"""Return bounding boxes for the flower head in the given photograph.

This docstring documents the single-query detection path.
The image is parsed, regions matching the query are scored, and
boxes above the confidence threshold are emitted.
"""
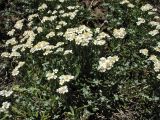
[113,28,126,39]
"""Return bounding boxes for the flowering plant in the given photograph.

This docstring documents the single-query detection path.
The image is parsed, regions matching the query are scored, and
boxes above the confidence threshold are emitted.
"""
[1,0,160,119]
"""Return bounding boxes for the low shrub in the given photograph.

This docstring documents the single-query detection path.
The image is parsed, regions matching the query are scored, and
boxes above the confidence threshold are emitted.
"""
[0,0,160,119]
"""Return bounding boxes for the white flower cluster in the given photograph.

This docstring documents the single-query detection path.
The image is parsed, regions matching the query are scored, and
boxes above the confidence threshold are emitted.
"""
[14,19,24,30]
[58,21,67,27]
[148,19,160,36]
[157,74,160,79]
[154,42,160,53]
[63,50,73,55]
[49,5,79,22]
[0,90,13,97]
[64,25,110,46]
[94,32,110,46]
[46,31,55,38]
[46,69,74,94]
[55,47,64,54]
[30,41,65,55]
[12,62,25,76]
[64,25,93,46]
[149,21,160,28]
[59,75,74,85]
[149,55,160,80]
[98,56,119,72]
[1,52,10,58]
[141,4,153,11]
[28,14,39,21]
[0,102,11,113]
[38,3,48,11]
[1,51,21,58]
[6,30,37,55]
[3,30,36,57]
[5,37,17,46]
[140,4,158,15]
[30,41,51,53]
[37,27,43,33]
[150,22,160,30]
[46,69,58,80]
[21,30,36,43]
[136,18,146,26]
[10,51,21,58]
[41,16,57,23]
[149,55,160,72]
[67,5,79,10]
[120,0,129,4]
[120,0,135,8]
[148,30,159,36]
[113,28,126,39]
[61,10,79,20]
[0,90,13,113]
[56,85,68,94]
[139,49,148,56]
[148,43,160,79]
[7,29,15,36]
[46,71,74,94]
[59,0,65,3]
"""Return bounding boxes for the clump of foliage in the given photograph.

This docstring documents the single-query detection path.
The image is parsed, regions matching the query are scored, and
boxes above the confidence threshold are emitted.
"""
[0,0,160,119]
